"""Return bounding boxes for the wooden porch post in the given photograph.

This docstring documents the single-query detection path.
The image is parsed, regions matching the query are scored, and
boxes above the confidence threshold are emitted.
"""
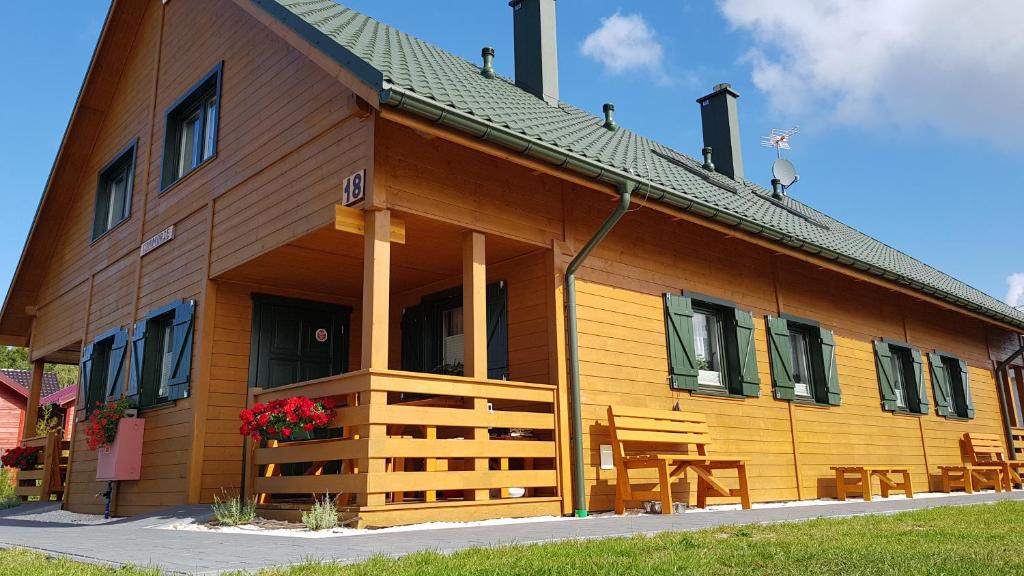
[358,209,391,507]
[463,230,489,500]
[361,209,391,370]
[22,360,44,440]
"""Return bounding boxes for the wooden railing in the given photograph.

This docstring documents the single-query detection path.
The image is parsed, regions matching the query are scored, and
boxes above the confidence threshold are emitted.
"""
[14,432,69,502]
[245,369,562,526]
[1011,427,1024,460]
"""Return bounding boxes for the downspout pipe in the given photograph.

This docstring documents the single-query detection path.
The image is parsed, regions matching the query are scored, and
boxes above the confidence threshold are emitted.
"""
[565,181,635,517]
[995,338,1024,456]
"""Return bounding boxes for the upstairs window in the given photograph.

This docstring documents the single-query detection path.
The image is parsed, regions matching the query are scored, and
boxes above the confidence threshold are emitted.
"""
[92,142,136,240]
[161,64,221,190]
[874,340,928,415]
[765,316,841,405]
[927,351,975,419]
[663,293,760,398]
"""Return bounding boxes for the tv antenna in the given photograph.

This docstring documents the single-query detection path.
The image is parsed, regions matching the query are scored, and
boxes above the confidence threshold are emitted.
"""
[761,126,800,197]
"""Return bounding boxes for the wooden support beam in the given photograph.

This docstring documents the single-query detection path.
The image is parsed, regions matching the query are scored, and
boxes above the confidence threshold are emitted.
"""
[335,205,406,244]
[361,210,392,371]
[22,360,44,440]
[463,230,487,379]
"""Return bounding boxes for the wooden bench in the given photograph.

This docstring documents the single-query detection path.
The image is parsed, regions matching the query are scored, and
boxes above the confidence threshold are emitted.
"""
[608,406,750,514]
[964,432,1024,491]
[939,464,1003,493]
[830,467,912,501]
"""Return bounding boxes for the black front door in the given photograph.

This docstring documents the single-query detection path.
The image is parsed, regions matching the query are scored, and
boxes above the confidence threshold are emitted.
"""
[249,295,351,389]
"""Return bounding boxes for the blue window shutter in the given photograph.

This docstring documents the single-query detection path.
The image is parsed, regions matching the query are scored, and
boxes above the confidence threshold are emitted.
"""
[766,316,794,400]
[663,293,698,391]
[874,341,898,412]
[128,319,148,400]
[732,308,760,397]
[167,300,195,400]
[106,328,129,399]
[77,343,95,413]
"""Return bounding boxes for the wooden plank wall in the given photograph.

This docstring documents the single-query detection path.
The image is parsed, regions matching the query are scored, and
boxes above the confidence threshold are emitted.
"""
[567,193,1011,510]
[29,0,372,514]
[0,388,25,454]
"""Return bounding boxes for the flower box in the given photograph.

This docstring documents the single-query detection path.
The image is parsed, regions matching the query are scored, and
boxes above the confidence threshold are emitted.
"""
[96,418,145,481]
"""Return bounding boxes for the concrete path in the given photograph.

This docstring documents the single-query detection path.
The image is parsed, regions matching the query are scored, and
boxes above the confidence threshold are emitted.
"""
[2,491,1023,575]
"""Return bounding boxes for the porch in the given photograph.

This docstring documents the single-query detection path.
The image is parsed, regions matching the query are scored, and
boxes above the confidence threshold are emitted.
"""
[214,205,570,526]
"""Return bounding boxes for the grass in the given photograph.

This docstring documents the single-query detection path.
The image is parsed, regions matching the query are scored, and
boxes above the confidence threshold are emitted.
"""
[2,502,1024,575]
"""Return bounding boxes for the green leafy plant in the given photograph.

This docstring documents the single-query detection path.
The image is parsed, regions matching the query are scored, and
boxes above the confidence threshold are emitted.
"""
[432,361,464,376]
[302,494,339,531]
[211,493,256,526]
[0,468,19,509]
[35,404,63,437]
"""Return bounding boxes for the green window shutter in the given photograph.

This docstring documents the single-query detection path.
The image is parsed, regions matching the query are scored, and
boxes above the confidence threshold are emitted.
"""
[485,281,509,380]
[958,359,975,419]
[663,293,698,391]
[166,300,196,400]
[128,319,147,401]
[106,328,129,399]
[77,343,95,413]
[911,348,928,415]
[818,328,841,406]
[874,341,898,411]
[731,308,760,397]
[926,352,952,417]
[766,316,794,400]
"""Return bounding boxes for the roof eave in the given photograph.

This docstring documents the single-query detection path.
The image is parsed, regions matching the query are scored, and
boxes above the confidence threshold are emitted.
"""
[382,85,1024,333]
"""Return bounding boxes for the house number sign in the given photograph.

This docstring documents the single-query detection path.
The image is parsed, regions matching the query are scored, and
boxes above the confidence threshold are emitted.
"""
[315,328,329,343]
[342,169,367,207]
[140,225,174,257]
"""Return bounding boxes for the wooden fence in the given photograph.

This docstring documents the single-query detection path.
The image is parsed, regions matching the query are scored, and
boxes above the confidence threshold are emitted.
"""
[14,432,69,502]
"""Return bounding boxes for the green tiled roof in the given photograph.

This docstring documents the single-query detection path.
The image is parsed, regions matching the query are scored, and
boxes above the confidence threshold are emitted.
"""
[266,0,1024,329]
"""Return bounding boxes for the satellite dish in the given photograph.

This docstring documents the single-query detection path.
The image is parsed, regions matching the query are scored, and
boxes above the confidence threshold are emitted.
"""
[772,158,799,188]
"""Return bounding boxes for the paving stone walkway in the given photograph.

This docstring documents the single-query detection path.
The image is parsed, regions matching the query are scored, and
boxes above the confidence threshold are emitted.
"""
[1,491,1022,575]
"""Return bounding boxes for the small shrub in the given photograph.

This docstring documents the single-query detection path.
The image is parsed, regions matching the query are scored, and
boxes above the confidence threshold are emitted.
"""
[35,404,64,437]
[302,494,339,531]
[211,493,256,526]
[0,468,19,509]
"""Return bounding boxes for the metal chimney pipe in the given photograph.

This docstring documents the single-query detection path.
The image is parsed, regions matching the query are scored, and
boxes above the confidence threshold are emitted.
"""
[602,103,617,131]
[481,47,496,79]
[702,146,715,172]
[696,83,743,180]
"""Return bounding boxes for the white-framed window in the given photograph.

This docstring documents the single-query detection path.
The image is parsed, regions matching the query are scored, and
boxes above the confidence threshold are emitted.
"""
[788,325,815,399]
[92,143,136,240]
[692,304,728,390]
[162,64,221,190]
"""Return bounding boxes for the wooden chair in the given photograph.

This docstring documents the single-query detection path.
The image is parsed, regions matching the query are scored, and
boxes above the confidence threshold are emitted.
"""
[938,464,1002,493]
[608,406,751,514]
[964,432,1024,491]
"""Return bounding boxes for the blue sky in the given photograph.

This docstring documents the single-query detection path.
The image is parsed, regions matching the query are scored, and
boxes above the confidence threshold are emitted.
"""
[1,1,1022,308]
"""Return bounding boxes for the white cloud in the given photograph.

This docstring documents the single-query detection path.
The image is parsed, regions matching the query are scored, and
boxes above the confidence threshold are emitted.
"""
[581,12,667,81]
[718,0,1024,147]
[1007,273,1024,308]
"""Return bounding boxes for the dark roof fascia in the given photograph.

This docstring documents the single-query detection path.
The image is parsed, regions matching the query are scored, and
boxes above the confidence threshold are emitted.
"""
[250,0,385,100]
[381,85,1024,332]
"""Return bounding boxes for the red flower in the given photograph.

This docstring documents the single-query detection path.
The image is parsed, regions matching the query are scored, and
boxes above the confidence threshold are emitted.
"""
[303,423,314,432]
[281,428,292,438]
[237,395,336,443]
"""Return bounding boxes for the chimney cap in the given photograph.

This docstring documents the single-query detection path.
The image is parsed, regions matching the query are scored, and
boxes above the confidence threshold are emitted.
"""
[696,83,741,104]
[482,46,495,57]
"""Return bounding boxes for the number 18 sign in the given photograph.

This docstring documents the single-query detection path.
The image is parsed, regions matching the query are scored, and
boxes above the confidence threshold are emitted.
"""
[342,169,367,207]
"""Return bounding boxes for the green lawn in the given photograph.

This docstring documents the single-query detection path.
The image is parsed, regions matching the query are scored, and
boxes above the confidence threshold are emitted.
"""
[3,502,1024,575]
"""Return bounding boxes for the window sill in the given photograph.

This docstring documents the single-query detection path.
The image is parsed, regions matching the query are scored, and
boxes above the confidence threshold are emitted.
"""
[89,215,132,246]
[891,409,926,418]
[138,399,177,413]
[159,154,217,196]
[943,415,972,421]
[690,389,747,400]
[792,398,831,409]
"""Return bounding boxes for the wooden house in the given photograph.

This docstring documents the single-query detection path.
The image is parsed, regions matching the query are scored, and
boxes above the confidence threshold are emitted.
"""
[1,0,1023,525]
[0,370,74,454]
